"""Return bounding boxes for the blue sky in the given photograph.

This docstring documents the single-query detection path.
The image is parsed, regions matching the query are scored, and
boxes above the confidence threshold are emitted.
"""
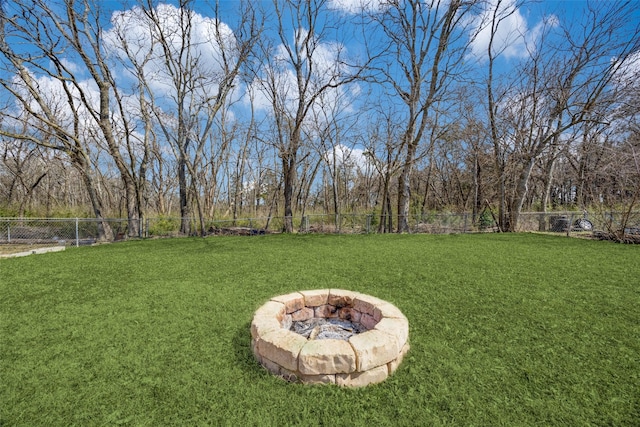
[0,0,637,199]
[4,0,638,108]
[2,0,638,160]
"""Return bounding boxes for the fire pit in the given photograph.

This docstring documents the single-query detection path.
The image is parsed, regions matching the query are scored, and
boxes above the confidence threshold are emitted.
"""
[251,289,409,387]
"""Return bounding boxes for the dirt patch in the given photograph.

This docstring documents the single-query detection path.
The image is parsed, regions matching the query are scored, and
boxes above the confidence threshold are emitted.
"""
[0,244,65,257]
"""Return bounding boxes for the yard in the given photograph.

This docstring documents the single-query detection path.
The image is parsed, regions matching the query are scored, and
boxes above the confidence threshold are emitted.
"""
[1,234,638,426]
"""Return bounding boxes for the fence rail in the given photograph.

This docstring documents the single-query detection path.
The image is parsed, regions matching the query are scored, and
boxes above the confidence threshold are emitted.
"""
[1,211,638,245]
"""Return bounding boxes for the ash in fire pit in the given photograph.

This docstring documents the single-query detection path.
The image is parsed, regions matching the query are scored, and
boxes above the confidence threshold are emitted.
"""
[291,318,368,340]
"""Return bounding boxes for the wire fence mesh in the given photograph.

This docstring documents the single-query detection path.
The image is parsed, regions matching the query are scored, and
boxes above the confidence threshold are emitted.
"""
[1,210,638,246]
[0,218,135,246]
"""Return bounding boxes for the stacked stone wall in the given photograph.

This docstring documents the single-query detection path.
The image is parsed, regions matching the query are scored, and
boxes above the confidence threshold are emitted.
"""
[251,289,410,387]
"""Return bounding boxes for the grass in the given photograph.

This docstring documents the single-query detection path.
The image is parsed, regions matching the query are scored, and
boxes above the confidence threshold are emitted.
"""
[1,233,638,426]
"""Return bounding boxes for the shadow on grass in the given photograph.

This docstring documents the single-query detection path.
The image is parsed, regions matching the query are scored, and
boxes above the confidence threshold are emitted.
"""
[231,321,266,380]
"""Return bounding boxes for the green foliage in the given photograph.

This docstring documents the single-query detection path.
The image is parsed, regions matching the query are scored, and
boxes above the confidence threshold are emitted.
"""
[0,205,20,217]
[1,234,638,426]
[148,217,181,235]
[478,209,494,229]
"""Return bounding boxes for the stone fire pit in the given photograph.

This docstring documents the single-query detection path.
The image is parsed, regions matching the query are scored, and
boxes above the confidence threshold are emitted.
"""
[251,289,409,387]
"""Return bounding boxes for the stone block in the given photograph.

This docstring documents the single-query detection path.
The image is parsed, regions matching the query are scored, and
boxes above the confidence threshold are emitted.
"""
[374,317,409,349]
[253,300,286,320]
[256,329,307,372]
[291,307,315,322]
[352,297,375,316]
[336,364,388,387]
[388,342,410,374]
[281,314,292,330]
[298,373,336,385]
[374,301,407,320]
[251,315,282,340]
[338,307,361,323]
[299,289,329,307]
[259,355,283,375]
[271,292,305,314]
[279,366,298,383]
[349,329,399,371]
[314,304,339,318]
[360,313,378,330]
[328,289,358,307]
[298,339,357,375]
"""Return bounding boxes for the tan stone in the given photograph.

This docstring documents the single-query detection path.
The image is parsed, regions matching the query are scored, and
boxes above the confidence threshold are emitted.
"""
[388,342,410,374]
[374,317,409,349]
[271,292,305,314]
[354,292,386,305]
[299,289,330,307]
[336,364,389,387]
[250,315,282,340]
[279,366,298,383]
[298,373,337,385]
[253,300,286,320]
[374,301,407,320]
[314,304,339,318]
[291,307,315,321]
[281,314,292,330]
[259,355,283,375]
[328,289,358,307]
[256,329,307,372]
[360,313,378,330]
[349,329,399,371]
[298,339,357,375]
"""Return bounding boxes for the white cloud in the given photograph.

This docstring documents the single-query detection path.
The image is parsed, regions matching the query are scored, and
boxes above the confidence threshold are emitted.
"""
[467,0,555,62]
[247,27,358,125]
[327,0,387,14]
[12,71,100,135]
[104,4,238,102]
[10,70,147,158]
[612,50,640,90]
[324,144,371,174]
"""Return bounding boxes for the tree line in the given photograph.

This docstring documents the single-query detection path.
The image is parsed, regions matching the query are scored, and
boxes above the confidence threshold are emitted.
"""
[1,0,638,236]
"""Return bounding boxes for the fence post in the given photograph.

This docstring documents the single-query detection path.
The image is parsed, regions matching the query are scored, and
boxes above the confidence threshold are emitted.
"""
[75,218,79,247]
[7,222,10,243]
[366,215,372,234]
[567,213,574,237]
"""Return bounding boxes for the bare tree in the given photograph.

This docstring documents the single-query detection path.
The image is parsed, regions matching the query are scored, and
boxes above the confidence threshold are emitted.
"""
[371,0,479,232]
[0,1,118,239]
[110,0,260,235]
[0,133,48,216]
[250,0,364,232]
[484,0,640,231]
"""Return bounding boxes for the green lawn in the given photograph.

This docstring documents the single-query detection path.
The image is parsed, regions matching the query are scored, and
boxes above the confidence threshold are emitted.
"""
[1,234,638,426]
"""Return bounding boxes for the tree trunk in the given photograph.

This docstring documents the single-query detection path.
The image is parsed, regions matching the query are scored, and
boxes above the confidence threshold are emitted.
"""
[282,155,296,233]
[510,157,537,231]
[75,153,114,241]
[178,152,190,235]
[97,85,140,237]
[397,142,417,233]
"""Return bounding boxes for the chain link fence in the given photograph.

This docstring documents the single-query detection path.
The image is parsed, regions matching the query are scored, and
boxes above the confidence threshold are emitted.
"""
[0,218,136,247]
[1,211,638,246]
